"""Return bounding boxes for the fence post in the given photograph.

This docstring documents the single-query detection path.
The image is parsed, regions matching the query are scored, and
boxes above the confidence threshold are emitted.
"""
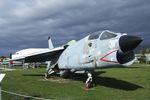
[0,74,6,100]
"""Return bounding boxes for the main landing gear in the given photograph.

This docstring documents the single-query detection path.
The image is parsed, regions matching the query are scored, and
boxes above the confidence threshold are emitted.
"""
[45,68,55,79]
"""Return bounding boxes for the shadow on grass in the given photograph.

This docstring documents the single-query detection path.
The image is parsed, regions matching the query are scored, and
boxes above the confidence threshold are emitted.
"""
[72,71,143,91]
[22,71,143,91]
[93,76,143,91]
[23,73,60,77]
[23,74,45,77]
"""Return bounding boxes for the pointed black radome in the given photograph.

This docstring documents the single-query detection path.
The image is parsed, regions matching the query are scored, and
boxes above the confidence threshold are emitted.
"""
[119,35,143,52]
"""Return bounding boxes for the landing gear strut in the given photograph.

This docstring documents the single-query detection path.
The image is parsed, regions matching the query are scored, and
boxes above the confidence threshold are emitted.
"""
[45,68,55,79]
[85,72,92,89]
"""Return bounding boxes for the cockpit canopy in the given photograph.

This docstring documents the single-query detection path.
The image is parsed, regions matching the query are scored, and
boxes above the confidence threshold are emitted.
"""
[88,30,117,40]
[88,31,102,40]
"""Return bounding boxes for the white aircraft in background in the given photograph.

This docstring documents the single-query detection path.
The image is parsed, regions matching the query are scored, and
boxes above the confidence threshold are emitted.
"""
[10,30,142,85]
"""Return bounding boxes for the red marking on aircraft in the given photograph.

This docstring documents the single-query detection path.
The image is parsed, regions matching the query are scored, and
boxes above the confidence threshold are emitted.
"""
[100,50,118,63]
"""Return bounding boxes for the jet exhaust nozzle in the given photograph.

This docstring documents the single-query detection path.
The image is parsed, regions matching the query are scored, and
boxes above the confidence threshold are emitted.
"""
[119,35,142,52]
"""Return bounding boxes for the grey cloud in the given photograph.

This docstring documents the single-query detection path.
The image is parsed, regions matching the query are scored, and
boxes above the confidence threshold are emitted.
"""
[0,0,150,55]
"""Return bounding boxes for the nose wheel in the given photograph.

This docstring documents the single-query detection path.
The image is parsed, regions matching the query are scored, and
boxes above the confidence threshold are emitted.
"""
[85,72,92,89]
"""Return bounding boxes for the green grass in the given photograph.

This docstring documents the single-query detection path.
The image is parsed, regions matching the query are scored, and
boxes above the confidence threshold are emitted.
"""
[1,64,150,100]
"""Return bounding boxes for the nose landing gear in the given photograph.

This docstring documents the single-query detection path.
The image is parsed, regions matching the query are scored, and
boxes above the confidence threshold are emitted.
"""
[85,72,92,89]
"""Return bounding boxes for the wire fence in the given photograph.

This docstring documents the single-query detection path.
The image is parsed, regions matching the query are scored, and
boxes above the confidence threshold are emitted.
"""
[2,90,51,100]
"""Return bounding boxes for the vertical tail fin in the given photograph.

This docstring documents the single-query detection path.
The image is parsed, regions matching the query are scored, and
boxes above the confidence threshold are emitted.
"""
[9,53,12,59]
[48,36,54,49]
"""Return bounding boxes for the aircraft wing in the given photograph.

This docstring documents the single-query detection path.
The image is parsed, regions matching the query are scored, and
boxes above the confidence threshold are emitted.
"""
[10,47,65,63]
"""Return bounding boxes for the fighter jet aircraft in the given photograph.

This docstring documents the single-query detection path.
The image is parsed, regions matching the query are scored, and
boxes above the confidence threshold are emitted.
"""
[10,30,142,84]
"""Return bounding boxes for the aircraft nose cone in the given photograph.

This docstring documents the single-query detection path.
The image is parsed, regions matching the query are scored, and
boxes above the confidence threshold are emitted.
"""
[119,35,142,52]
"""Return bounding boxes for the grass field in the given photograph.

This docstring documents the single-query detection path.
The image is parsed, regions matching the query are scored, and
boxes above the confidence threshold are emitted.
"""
[1,64,150,100]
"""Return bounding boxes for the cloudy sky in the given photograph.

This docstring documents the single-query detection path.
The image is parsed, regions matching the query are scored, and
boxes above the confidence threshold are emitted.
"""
[0,0,150,55]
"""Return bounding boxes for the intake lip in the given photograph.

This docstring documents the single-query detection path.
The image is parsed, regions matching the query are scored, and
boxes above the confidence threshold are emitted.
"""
[119,35,142,52]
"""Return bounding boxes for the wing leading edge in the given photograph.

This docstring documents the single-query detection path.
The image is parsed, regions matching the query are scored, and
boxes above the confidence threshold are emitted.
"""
[10,47,65,63]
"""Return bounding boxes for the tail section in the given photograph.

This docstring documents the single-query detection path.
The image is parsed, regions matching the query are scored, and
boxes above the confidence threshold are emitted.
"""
[46,36,54,78]
[48,36,54,49]
[9,53,12,59]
